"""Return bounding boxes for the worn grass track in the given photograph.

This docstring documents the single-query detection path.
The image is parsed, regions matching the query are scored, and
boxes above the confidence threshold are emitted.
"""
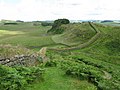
[26,67,97,90]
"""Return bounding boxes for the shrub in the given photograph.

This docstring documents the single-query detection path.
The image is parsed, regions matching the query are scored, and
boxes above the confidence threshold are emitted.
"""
[41,22,53,26]
[106,39,120,52]
[54,19,70,25]
[47,18,70,34]
[45,60,57,67]
[0,65,44,90]
[4,23,18,25]
[59,59,120,90]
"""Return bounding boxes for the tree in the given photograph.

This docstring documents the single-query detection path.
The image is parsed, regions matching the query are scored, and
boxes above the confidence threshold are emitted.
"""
[47,18,70,34]
[41,22,53,26]
[54,19,70,25]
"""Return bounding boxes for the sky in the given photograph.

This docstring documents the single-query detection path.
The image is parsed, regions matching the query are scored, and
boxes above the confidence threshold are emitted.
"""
[0,0,120,21]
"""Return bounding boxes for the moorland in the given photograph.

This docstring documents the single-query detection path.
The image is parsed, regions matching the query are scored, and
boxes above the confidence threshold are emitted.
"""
[0,19,120,90]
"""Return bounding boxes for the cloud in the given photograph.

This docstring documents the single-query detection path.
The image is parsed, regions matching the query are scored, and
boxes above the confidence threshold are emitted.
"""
[0,0,120,21]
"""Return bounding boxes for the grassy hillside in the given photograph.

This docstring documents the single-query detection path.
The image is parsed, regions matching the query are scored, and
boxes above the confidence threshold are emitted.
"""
[46,22,120,90]
[0,21,120,90]
[68,23,120,89]
[0,22,55,49]
[100,22,120,26]
[0,44,33,58]
[81,23,120,64]
[0,22,98,49]
[27,67,97,90]
[52,23,96,46]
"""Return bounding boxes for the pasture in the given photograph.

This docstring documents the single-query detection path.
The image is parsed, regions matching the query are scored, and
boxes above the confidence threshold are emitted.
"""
[0,22,56,49]
[0,21,120,90]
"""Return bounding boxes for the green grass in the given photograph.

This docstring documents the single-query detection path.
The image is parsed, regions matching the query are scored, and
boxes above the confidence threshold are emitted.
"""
[27,67,97,90]
[0,30,24,36]
[52,23,96,46]
[100,22,120,26]
[0,44,33,58]
[0,65,44,90]
[0,21,120,90]
[80,23,120,63]
[67,23,120,89]
[46,49,120,90]
[46,22,120,89]
[0,22,56,49]
[0,35,55,47]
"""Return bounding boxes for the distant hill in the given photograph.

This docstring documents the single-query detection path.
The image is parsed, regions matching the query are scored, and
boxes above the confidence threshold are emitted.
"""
[101,20,114,23]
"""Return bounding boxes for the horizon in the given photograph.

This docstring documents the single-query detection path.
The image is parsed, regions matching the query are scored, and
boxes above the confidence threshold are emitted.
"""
[0,0,120,21]
[0,19,120,22]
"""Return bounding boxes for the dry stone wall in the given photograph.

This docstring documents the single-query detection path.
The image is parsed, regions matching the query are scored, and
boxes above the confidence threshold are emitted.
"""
[0,54,38,66]
[0,47,48,66]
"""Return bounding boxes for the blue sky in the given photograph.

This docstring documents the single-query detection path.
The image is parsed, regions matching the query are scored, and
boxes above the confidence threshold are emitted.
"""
[0,0,120,21]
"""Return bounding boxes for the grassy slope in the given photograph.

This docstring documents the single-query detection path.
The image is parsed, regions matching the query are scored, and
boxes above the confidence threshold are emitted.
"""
[0,22,97,90]
[52,23,96,46]
[0,22,55,49]
[46,22,120,89]
[0,45,97,90]
[27,67,97,90]
[0,22,120,89]
[80,23,120,64]
[0,44,33,58]
[100,22,120,26]
[69,23,120,89]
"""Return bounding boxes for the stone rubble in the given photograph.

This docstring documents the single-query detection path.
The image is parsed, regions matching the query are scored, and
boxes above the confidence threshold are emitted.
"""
[0,54,39,66]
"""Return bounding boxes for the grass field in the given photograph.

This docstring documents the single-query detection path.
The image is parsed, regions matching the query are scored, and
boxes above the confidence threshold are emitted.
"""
[45,22,120,89]
[27,67,97,90]
[100,22,120,26]
[52,23,96,46]
[0,22,56,49]
[0,21,120,90]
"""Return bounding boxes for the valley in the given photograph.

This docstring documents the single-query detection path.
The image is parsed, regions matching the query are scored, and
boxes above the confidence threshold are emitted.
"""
[0,20,120,90]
